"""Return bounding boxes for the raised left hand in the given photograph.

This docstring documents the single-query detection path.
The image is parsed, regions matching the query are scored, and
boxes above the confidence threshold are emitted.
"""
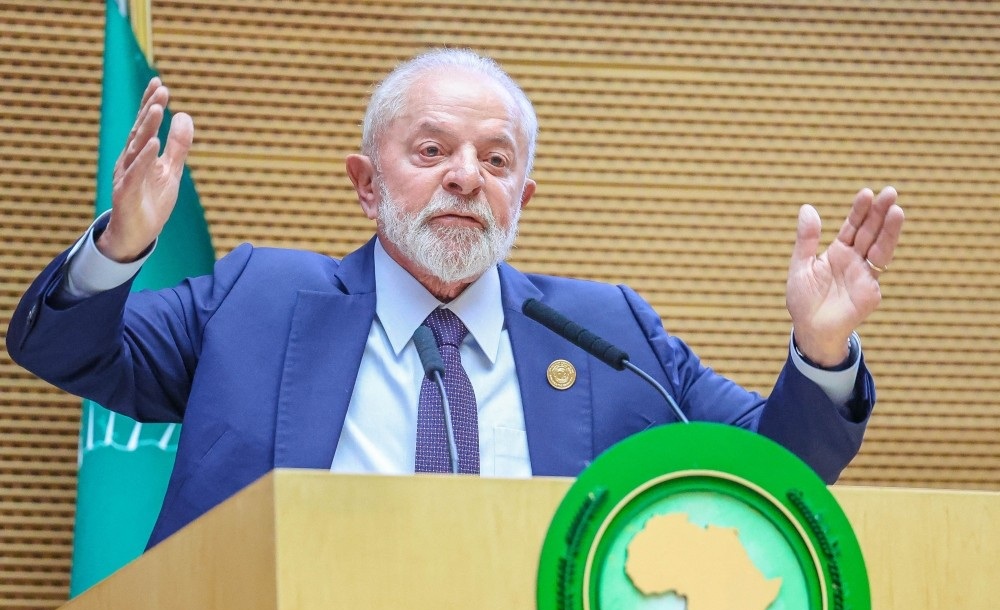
[786,186,905,366]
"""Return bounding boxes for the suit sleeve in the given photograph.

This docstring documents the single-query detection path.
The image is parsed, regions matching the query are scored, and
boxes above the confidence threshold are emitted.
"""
[618,284,874,483]
[6,243,255,423]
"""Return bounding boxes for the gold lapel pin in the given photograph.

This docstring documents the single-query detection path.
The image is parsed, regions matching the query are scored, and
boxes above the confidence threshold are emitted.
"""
[546,359,576,390]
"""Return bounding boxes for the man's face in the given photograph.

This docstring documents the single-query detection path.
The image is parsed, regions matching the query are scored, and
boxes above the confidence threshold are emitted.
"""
[368,70,536,285]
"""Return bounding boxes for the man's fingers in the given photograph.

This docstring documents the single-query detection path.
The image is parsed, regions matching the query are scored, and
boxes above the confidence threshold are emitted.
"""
[835,188,873,246]
[791,203,822,269]
[123,80,167,156]
[863,203,905,270]
[138,77,162,111]
[121,104,164,172]
[113,138,160,207]
[129,79,164,140]
[162,112,194,176]
[852,186,897,256]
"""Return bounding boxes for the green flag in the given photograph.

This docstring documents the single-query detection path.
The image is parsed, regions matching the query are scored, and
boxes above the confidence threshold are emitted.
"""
[69,0,215,596]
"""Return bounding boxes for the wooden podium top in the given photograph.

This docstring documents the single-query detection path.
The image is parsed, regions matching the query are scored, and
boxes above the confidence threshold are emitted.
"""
[61,470,1000,609]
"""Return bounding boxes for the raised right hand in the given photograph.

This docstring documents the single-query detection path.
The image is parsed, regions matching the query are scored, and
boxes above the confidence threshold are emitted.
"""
[97,77,194,262]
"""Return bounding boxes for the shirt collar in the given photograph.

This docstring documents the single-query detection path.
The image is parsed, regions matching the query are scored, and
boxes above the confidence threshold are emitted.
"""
[373,238,504,364]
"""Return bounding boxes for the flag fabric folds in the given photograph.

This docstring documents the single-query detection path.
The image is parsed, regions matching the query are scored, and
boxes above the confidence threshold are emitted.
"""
[69,0,215,596]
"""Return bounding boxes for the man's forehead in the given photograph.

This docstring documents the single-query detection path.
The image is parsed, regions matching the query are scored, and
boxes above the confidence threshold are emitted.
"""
[407,69,513,107]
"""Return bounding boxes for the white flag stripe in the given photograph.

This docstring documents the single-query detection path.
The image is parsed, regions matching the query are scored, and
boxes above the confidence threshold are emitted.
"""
[103,411,116,445]
[85,405,94,451]
[158,424,176,450]
[126,422,141,450]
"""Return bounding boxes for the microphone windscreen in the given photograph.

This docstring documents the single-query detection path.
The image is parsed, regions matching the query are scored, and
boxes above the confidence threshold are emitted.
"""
[413,326,445,376]
[522,298,629,370]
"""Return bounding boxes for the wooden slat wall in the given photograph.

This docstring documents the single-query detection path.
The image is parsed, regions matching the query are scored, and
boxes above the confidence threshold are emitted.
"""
[2,2,106,608]
[1,1,997,607]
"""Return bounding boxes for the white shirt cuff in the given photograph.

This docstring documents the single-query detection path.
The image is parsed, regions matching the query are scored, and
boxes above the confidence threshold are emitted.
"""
[62,210,156,299]
[788,330,861,407]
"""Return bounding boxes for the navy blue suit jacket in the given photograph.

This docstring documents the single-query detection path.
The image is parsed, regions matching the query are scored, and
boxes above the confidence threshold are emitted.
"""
[7,237,873,547]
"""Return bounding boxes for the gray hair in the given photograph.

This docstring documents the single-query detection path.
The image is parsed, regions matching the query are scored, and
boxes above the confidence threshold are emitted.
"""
[361,48,538,175]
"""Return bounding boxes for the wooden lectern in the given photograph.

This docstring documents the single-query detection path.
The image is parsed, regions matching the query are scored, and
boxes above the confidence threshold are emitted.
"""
[59,470,999,609]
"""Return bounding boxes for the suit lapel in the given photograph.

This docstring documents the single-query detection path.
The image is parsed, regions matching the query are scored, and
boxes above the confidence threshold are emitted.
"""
[273,240,377,468]
[500,265,594,476]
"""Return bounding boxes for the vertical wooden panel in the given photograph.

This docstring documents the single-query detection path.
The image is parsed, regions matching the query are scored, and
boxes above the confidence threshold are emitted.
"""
[1,1,997,607]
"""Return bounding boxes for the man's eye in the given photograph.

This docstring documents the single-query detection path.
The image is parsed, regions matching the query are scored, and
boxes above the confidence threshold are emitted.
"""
[488,155,507,167]
[421,145,441,157]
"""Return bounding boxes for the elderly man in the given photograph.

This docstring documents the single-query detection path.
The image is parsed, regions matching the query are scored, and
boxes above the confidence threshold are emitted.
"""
[7,49,903,548]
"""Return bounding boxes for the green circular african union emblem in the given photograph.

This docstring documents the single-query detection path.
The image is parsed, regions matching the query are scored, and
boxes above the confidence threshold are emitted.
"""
[537,423,869,610]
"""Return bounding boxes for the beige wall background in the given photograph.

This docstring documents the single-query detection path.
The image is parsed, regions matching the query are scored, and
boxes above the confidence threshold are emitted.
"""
[1,1,997,607]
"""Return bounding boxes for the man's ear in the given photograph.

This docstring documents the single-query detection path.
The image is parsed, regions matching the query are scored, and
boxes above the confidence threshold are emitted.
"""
[520,179,536,209]
[346,154,378,219]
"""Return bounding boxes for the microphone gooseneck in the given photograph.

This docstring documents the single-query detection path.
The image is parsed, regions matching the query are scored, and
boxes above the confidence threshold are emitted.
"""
[413,325,460,473]
[521,298,689,424]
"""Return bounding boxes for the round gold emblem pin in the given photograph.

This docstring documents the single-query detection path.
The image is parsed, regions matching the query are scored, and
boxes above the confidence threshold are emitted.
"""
[546,359,576,390]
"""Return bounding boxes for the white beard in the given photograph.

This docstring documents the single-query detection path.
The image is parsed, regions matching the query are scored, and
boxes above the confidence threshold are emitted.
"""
[377,182,520,283]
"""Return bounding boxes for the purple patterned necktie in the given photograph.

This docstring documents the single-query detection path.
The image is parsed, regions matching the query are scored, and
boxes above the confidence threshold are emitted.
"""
[415,308,480,474]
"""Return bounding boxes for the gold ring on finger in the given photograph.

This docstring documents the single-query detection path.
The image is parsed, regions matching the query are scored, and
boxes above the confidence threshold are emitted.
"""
[866,258,888,274]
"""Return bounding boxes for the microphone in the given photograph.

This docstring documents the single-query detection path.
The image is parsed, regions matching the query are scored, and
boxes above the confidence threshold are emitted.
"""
[412,325,460,473]
[522,298,689,424]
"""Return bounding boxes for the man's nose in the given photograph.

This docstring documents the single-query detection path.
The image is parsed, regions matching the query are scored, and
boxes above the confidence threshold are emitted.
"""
[443,148,484,196]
